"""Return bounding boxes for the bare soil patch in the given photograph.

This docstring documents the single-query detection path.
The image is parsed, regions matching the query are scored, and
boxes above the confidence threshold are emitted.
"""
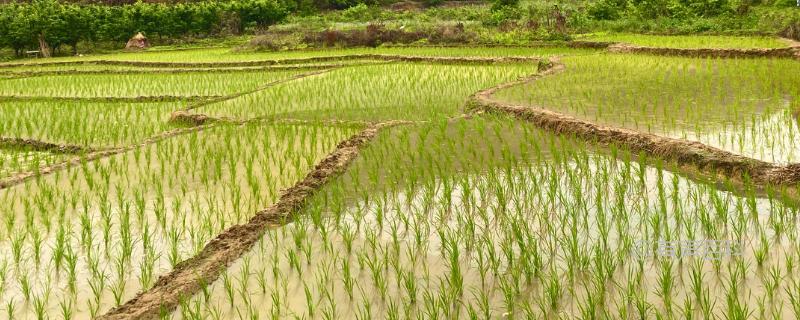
[169,111,376,128]
[0,137,94,154]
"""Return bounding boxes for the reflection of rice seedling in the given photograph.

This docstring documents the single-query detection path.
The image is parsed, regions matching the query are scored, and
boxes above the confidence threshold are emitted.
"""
[495,54,800,163]
[2,44,798,320]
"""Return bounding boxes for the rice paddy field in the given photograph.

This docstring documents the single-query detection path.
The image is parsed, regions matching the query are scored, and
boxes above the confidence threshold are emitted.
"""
[575,33,795,49]
[0,38,799,320]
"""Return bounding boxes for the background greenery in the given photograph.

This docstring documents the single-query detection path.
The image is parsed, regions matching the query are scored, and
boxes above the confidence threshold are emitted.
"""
[0,0,288,56]
[0,0,798,58]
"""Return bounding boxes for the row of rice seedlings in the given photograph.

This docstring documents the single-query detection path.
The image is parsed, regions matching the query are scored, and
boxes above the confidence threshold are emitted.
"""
[195,63,538,122]
[0,60,385,74]
[0,101,179,148]
[0,149,63,179]
[0,70,309,98]
[576,33,791,49]
[0,123,358,319]
[0,46,594,66]
[495,54,800,163]
[172,116,800,319]
[0,64,152,73]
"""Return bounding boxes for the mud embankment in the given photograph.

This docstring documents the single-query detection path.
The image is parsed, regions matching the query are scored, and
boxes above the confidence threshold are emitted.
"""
[0,125,213,190]
[168,111,374,128]
[0,137,94,154]
[470,57,800,188]
[180,68,336,112]
[98,121,410,320]
[607,43,800,59]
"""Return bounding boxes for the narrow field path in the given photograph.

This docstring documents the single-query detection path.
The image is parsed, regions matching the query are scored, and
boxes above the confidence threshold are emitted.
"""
[169,111,374,127]
[606,42,800,58]
[97,120,413,320]
[0,137,95,154]
[0,116,385,191]
[180,68,339,112]
[0,124,214,190]
[571,37,800,58]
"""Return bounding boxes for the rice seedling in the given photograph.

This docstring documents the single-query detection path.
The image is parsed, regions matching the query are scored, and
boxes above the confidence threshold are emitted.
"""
[576,33,790,49]
[0,70,309,98]
[0,101,181,148]
[163,115,798,318]
[4,44,797,320]
[0,46,594,66]
[0,121,357,318]
[194,63,538,122]
[495,54,800,163]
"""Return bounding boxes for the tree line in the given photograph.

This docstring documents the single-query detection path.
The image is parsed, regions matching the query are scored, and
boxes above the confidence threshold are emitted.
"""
[0,0,289,56]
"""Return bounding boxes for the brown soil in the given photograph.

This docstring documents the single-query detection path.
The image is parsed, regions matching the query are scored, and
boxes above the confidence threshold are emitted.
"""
[0,137,94,154]
[567,40,616,49]
[782,37,800,48]
[0,60,97,69]
[376,54,538,64]
[469,57,800,188]
[97,120,412,320]
[607,43,798,58]
[169,111,376,128]
[168,111,220,126]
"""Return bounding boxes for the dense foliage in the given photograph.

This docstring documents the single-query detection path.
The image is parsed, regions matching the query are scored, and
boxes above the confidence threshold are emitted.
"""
[588,0,797,20]
[1,0,798,56]
[0,0,288,55]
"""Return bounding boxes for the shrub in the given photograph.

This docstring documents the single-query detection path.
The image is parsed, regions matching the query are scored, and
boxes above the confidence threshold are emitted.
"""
[781,19,800,39]
[483,5,522,26]
[588,0,627,20]
[491,0,519,12]
[296,22,476,48]
[341,3,370,20]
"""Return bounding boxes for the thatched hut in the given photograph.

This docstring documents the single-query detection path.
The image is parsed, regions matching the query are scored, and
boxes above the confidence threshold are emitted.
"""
[125,32,150,50]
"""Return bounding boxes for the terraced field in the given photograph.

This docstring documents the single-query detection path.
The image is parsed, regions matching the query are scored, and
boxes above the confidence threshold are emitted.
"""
[1,39,800,319]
